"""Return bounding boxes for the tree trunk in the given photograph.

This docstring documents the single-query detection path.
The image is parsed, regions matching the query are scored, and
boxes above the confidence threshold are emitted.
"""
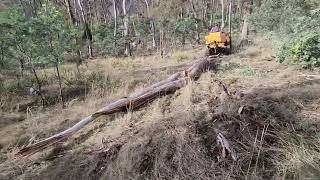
[240,13,248,41]
[160,28,164,57]
[190,0,200,45]
[77,0,86,23]
[202,0,209,30]
[228,1,232,34]
[65,0,82,67]
[55,62,65,108]
[112,0,117,54]
[84,21,93,58]
[93,0,99,24]
[202,0,208,24]
[82,23,93,58]
[228,1,232,51]
[64,0,76,25]
[144,0,156,49]
[132,19,138,37]
[17,55,220,156]
[101,0,108,23]
[190,0,196,17]
[195,25,200,45]
[179,7,186,49]
[240,0,253,45]
[0,48,3,71]
[77,0,93,58]
[73,0,79,26]
[238,0,243,31]
[18,0,27,16]
[220,0,225,29]
[87,36,93,58]
[225,0,229,23]
[182,31,186,49]
[31,0,37,17]
[209,0,215,27]
[19,58,24,79]
[215,0,219,11]
[76,62,81,76]
[249,0,254,13]
[88,1,93,28]
[180,7,184,18]
[123,0,131,56]
[151,21,156,49]
[31,66,45,106]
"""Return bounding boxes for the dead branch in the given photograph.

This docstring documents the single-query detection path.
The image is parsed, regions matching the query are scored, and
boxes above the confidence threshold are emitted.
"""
[301,74,320,81]
[217,133,237,161]
[17,56,219,156]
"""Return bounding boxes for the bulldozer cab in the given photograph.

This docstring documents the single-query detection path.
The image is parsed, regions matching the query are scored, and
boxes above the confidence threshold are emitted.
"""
[205,31,231,55]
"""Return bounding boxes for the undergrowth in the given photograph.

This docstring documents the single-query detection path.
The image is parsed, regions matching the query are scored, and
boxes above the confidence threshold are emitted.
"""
[23,75,320,180]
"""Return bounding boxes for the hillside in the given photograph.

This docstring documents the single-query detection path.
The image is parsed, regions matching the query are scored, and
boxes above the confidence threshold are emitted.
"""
[1,0,320,179]
[1,39,320,179]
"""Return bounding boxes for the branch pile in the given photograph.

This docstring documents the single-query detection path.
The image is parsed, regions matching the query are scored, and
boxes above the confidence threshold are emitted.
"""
[17,56,219,156]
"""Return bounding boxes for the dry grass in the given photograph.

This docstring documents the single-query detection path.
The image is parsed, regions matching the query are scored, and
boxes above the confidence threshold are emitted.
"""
[1,44,320,180]
[281,139,320,179]
[0,49,200,177]
[16,69,319,179]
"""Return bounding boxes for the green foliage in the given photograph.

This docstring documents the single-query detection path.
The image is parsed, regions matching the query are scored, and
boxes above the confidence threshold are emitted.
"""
[276,41,291,64]
[93,23,125,56]
[132,17,150,37]
[240,65,269,78]
[240,65,256,76]
[0,6,26,70]
[205,11,225,30]
[167,15,199,45]
[0,2,83,99]
[0,7,43,68]
[251,0,309,33]
[277,32,320,68]
[0,72,52,95]
[293,8,320,33]
[0,3,80,69]
[36,3,79,66]
[1,3,79,67]
[291,32,320,65]
[174,16,197,34]
[252,0,320,69]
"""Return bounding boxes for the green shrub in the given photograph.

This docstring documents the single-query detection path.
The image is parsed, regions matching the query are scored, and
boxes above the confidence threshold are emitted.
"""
[93,24,126,56]
[240,65,256,76]
[276,39,292,64]
[240,65,269,78]
[251,0,308,33]
[276,31,320,68]
[291,32,320,68]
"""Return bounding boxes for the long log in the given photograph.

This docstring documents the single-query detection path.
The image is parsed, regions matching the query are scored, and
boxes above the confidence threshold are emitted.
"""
[17,56,218,156]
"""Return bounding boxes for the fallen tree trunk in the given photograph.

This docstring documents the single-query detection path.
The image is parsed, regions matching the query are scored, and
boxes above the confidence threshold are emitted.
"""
[17,56,219,156]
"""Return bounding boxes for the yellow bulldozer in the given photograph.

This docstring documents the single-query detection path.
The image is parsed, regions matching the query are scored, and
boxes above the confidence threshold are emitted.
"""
[205,31,231,55]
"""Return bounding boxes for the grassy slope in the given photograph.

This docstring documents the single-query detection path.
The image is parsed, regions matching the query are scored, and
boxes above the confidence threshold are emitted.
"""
[0,41,320,179]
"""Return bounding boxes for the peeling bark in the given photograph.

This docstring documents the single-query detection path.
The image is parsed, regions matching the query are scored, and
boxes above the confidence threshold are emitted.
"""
[17,56,219,156]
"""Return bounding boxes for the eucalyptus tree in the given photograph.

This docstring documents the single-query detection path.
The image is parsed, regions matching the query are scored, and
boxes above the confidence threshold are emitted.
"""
[36,3,78,108]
